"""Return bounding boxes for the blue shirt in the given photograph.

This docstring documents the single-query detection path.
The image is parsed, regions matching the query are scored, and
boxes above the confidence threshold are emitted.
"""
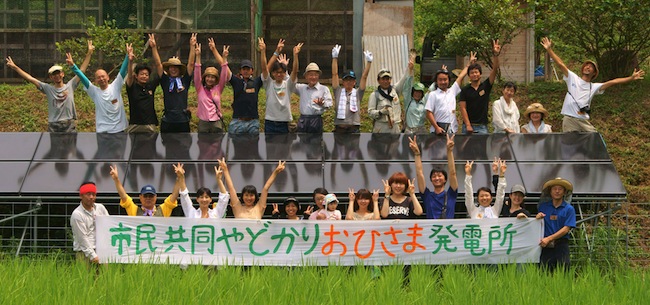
[422,186,457,219]
[538,200,576,239]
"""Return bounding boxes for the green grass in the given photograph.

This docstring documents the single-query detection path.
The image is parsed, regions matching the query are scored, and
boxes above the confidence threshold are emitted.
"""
[1,256,649,304]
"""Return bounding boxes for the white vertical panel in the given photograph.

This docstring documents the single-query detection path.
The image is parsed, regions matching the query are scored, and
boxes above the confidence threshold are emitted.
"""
[362,34,409,88]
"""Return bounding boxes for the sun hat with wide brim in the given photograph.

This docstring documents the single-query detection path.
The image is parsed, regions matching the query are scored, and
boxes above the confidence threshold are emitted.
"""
[542,177,573,193]
[582,60,599,80]
[524,103,550,119]
[162,57,187,75]
[304,62,322,75]
[202,67,219,80]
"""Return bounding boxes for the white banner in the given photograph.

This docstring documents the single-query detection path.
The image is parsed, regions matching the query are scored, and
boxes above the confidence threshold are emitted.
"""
[96,216,543,266]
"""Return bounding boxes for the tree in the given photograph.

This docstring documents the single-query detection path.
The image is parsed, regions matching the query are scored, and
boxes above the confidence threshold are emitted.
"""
[536,0,650,80]
[415,0,533,69]
[55,17,143,74]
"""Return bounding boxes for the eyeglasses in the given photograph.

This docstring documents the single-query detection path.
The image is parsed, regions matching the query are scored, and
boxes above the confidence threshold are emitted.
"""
[142,194,155,199]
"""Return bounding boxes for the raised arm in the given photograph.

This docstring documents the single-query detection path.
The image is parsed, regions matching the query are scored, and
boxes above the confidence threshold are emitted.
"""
[446,134,458,191]
[118,44,132,79]
[67,52,90,89]
[409,178,423,215]
[464,161,476,214]
[109,165,129,203]
[380,179,391,218]
[5,56,40,87]
[394,56,415,93]
[600,68,645,91]
[371,189,380,220]
[409,135,426,194]
[359,50,373,91]
[208,37,226,65]
[345,188,355,220]
[259,38,269,79]
[493,159,507,214]
[540,37,569,77]
[148,33,163,78]
[258,161,286,212]
[218,158,242,212]
[186,33,197,75]
[213,165,230,218]
[488,39,500,84]
[125,42,136,86]
[175,163,194,218]
[455,52,476,87]
[73,40,95,85]
[290,43,303,82]
[168,163,184,205]
[331,44,341,89]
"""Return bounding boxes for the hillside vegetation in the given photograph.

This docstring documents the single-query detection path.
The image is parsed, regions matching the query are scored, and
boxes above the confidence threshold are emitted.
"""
[0,76,648,202]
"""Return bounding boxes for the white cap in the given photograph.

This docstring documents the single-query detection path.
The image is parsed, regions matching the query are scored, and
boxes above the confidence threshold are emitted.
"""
[48,65,63,75]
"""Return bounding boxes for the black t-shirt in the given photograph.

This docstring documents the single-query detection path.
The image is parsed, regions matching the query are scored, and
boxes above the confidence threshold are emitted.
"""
[229,74,262,119]
[159,73,192,123]
[459,78,493,125]
[384,197,415,219]
[126,78,159,125]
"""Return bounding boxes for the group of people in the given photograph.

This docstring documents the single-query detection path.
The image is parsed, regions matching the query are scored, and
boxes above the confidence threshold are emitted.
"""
[6,34,645,135]
[72,134,575,272]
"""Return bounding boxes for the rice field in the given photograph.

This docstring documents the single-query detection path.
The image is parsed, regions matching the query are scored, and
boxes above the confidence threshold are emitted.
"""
[0,255,648,305]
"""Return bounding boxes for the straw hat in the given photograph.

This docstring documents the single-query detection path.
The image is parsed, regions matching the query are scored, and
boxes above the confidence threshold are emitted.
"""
[524,103,549,119]
[162,57,187,75]
[202,67,219,80]
[582,60,599,80]
[542,177,573,193]
[304,62,322,75]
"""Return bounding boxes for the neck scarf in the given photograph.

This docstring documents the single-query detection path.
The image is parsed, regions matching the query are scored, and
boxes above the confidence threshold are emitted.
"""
[377,86,394,101]
[143,208,154,216]
[168,77,184,92]
[337,88,358,119]
[477,205,498,219]
[526,120,547,133]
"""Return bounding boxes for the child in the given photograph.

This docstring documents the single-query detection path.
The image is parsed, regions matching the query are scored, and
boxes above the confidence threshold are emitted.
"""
[315,194,342,220]
[346,188,380,220]
[464,159,507,219]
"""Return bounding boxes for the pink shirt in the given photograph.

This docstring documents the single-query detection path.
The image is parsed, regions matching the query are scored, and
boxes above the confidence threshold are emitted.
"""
[194,63,229,122]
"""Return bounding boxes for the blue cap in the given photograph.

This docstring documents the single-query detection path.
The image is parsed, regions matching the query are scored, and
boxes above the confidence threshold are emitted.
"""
[342,71,356,79]
[140,184,156,195]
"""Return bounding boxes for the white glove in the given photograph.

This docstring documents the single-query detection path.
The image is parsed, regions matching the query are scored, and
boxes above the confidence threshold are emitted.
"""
[332,44,341,59]
[364,50,373,62]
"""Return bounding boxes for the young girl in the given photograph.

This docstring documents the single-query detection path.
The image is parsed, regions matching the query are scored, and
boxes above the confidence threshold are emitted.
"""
[346,188,380,220]
[176,163,230,218]
[521,103,552,133]
[305,188,327,220]
[219,158,285,219]
[380,172,423,219]
[464,159,507,219]
[314,194,342,220]
[272,197,303,220]
[191,38,231,133]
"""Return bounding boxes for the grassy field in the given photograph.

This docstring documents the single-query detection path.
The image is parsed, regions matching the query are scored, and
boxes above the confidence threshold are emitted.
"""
[0,256,648,305]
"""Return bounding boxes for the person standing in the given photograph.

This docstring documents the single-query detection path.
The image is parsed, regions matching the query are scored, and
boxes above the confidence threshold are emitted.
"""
[191,37,231,133]
[125,34,159,133]
[536,177,576,272]
[410,134,458,219]
[109,165,180,217]
[67,44,131,133]
[291,49,333,133]
[151,33,196,133]
[71,181,109,264]
[260,38,295,134]
[368,58,413,134]
[521,103,553,133]
[540,37,645,132]
[6,40,94,132]
[228,56,263,134]
[331,45,372,133]
[492,81,521,133]
[459,40,501,134]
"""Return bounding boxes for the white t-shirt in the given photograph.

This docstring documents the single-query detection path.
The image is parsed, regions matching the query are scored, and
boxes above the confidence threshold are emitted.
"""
[561,70,604,119]
[262,74,293,122]
[84,73,128,133]
[424,82,461,133]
